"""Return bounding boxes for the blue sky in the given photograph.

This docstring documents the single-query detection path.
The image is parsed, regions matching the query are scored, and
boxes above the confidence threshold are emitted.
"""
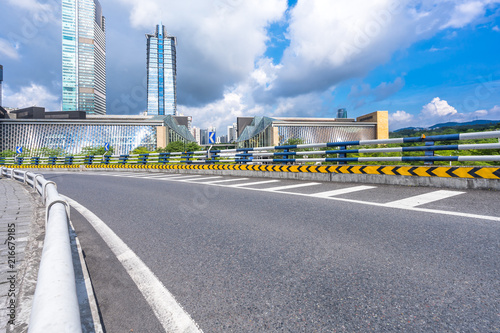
[0,0,499,131]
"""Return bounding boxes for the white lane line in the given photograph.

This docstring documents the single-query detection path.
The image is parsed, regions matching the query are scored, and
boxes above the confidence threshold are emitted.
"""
[182,176,223,182]
[203,178,249,184]
[205,182,500,222]
[310,185,376,197]
[227,180,280,187]
[136,174,184,179]
[263,182,321,192]
[385,190,465,208]
[119,173,154,177]
[63,196,203,333]
[159,175,203,180]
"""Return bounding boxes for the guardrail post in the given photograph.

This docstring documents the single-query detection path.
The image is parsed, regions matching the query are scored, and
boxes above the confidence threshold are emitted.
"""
[184,151,192,164]
[65,156,74,165]
[119,155,129,164]
[84,155,94,165]
[159,153,169,164]
[31,157,40,165]
[424,141,435,165]
[139,154,148,165]
[16,157,24,165]
[48,156,57,165]
[338,146,347,165]
[103,155,111,164]
[282,148,289,165]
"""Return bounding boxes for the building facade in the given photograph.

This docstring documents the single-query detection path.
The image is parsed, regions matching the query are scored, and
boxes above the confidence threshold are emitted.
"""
[227,123,237,143]
[0,64,3,106]
[62,0,106,115]
[0,109,195,155]
[236,112,389,148]
[146,24,177,116]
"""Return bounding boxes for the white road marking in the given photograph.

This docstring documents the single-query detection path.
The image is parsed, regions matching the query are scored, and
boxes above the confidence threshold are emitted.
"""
[205,182,500,222]
[385,190,465,208]
[310,185,376,197]
[227,180,280,187]
[49,171,500,222]
[139,174,180,178]
[119,173,154,177]
[63,196,203,333]
[182,176,223,182]
[159,175,203,180]
[203,178,249,184]
[263,182,321,192]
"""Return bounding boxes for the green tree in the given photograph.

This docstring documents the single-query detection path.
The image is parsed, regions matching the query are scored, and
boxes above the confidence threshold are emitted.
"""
[80,146,114,156]
[0,150,16,158]
[165,141,185,152]
[185,142,201,152]
[283,138,304,146]
[30,147,65,157]
[131,146,152,155]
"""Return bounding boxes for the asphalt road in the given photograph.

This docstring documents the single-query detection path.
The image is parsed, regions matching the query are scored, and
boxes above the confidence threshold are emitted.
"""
[43,171,500,332]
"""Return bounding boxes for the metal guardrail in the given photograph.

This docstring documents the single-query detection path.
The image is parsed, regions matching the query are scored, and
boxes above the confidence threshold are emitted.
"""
[1,130,500,166]
[0,167,82,332]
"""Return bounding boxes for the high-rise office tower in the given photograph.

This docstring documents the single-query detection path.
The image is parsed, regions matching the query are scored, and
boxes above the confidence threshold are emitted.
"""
[62,0,106,114]
[337,108,347,118]
[146,24,177,115]
[0,65,3,106]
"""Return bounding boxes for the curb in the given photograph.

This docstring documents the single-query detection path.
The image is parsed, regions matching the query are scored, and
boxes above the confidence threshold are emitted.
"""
[69,220,104,333]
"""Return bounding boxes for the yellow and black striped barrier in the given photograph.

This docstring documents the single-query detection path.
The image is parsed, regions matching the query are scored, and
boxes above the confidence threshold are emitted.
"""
[12,164,500,180]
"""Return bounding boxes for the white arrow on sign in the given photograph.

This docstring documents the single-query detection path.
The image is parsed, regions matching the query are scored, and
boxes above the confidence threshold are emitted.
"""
[104,142,110,151]
[16,147,22,154]
[208,132,216,144]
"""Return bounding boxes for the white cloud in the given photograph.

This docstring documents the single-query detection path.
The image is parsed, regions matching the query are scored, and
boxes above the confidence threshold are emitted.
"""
[178,89,248,131]
[441,1,486,29]
[493,25,500,31]
[260,0,500,100]
[349,77,405,104]
[390,110,414,122]
[487,105,500,116]
[440,0,500,29]
[6,0,59,22]
[389,99,500,131]
[389,110,414,130]
[429,46,449,52]
[0,38,19,59]
[178,60,329,129]
[3,83,60,110]
[421,97,458,117]
[114,0,287,105]
[474,109,488,117]
[105,0,500,131]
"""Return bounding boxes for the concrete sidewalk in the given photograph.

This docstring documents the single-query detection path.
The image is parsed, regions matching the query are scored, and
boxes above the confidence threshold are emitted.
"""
[0,177,45,332]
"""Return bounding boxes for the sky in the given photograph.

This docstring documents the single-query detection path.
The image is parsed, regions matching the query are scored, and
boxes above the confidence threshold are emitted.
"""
[0,0,499,132]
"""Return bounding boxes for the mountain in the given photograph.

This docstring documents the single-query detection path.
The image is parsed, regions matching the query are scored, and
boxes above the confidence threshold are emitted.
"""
[393,126,426,133]
[430,120,500,129]
[392,119,500,133]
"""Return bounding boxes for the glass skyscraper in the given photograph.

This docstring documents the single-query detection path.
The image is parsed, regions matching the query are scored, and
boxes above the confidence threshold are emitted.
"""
[62,0,106,115]
[0,64,3,106]
[146,24,177,116]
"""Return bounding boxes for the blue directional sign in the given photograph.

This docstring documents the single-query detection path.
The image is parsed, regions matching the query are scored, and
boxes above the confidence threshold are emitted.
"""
[16,146,22,154]
[208,132,216,144]
[104,142,110,151]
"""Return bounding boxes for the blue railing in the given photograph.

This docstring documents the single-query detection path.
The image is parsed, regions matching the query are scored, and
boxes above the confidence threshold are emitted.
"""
[1,130,499,166]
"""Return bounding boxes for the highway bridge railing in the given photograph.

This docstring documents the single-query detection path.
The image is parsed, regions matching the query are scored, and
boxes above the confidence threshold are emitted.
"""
[1,130,499,166]
[0,167,82,332]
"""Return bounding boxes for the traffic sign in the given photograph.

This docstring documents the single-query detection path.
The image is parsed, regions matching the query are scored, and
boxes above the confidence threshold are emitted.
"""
[208,132,216,144]
[16,146,22,154]
[104,142,110,151]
